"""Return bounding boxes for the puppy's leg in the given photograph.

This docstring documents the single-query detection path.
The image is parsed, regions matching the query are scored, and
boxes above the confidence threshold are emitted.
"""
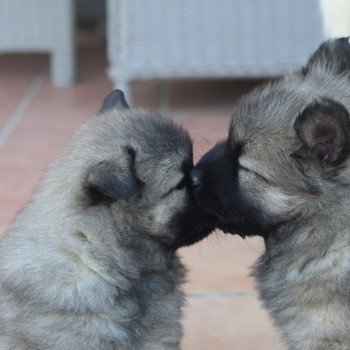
[0,335,35,350]
[290,334,350,350]
[144,340,180,350]
[144,317,182,350]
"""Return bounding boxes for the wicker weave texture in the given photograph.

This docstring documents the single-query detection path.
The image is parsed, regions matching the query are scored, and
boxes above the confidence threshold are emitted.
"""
[0,0,76,86]
[108,0,324,82]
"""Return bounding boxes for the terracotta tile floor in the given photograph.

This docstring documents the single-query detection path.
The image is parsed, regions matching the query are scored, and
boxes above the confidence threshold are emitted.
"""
[0,45,286,349]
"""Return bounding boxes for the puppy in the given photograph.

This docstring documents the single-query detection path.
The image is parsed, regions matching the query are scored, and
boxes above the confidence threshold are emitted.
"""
[0,90,215,350]
[191,38,350,349]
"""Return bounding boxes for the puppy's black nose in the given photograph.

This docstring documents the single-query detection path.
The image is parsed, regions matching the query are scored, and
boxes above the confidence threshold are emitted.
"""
[190,170,201,188]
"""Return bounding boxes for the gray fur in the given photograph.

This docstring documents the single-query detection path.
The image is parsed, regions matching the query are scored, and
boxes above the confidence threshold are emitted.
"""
[193,38,350,349]
[240,39,350,349]
[0,99,198,349]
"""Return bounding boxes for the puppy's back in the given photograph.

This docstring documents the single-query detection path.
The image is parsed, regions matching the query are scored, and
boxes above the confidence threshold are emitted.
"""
[0,102,188,349]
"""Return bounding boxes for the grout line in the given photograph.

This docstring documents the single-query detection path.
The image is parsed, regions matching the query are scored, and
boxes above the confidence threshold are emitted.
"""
[187,290,256,298]
[0,74,46,147]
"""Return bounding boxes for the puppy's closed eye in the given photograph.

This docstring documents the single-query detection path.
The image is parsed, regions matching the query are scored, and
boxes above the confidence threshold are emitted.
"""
[163,176,187,197]
[174,177,186,190]
[238,164,270,184]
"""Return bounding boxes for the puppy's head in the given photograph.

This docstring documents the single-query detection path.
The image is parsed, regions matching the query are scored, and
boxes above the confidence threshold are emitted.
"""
[74,90,216,249]
[191,38,350,237]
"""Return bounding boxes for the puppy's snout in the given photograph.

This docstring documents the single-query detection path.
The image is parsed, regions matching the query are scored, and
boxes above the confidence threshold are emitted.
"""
[190,170,201,188]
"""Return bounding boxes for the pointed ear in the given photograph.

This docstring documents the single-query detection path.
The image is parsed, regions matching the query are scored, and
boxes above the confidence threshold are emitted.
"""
[302,37,350,76]
[294,98,350,166]
[84,148,136,204]
[99,89,129,113]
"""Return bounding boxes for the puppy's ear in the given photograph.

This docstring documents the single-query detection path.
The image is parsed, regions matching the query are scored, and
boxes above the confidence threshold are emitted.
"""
[84,148,136,204]
[293,98,350,166]
[302,38,350,76]
[99,89,129,113]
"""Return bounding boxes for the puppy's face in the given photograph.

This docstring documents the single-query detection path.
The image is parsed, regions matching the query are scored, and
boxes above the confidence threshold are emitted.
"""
[191,38,350,237]
[80,91,216,249]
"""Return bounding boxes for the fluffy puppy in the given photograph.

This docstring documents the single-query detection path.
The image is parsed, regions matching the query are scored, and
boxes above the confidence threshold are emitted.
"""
[0,90,215,350]
[191,38,350,349]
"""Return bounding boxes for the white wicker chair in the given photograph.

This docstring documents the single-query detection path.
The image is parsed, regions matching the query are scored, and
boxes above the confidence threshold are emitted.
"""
[107,0,324,103]
[0,0,76,87]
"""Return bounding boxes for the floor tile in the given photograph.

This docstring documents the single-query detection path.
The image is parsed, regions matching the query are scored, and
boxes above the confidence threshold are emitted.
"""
[180,235,265,293]
[182,294,286,350]
[0,54,47,129]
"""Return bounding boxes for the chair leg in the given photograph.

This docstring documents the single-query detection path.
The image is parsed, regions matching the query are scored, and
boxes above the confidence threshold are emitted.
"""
[50,0,76,87]
[51,47,76,87]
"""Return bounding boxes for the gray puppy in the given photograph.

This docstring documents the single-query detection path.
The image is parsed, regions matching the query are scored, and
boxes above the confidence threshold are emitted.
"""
[191,38,350,349]
[0,90,215,350]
